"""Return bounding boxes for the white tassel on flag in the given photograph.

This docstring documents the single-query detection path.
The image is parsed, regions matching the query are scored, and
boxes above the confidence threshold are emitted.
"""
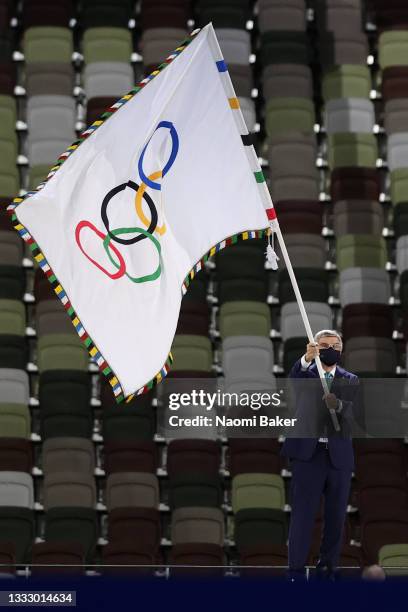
[265,226,279,270]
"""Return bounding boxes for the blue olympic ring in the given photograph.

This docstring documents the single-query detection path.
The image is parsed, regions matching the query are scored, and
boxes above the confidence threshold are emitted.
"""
[138,120,179,191]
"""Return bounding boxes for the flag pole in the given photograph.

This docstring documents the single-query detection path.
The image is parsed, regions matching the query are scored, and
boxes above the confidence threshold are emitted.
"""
[272,221,341,432]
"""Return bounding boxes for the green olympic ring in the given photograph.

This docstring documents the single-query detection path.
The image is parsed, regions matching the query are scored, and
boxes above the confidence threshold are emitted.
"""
[103,227,162,284]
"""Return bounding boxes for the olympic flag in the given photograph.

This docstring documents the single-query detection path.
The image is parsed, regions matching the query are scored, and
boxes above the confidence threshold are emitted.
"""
[8,24,276,402]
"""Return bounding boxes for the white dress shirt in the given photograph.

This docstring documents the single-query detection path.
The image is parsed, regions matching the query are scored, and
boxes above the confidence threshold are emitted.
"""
[300,354,336,444]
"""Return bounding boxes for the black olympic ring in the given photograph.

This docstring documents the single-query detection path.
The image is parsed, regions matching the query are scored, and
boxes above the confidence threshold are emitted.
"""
[100,180,158,246]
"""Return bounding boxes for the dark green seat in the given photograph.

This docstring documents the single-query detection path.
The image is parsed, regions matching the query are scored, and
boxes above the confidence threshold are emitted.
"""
[37,334,89,372]
[399,270,408,309]
[0,404,31,438]
[0,507,34,563]
[0,266,25,299]
[44,507,98,564]
[218,278,268,304]
[0,299,26,335]
[393,202,408,238]
[182,271,208,304]
[283,337,308,374]
[234,508,287,551]
[81,5,131,29]
[278,269,329,304]
[39,370,91,413]
[197,6,248,29]
[102,398,155,441]
[260,32,310,66]
[0,335,28,369]
[169,473,223,510]
[40,403,93,439]
[215,245,266,281]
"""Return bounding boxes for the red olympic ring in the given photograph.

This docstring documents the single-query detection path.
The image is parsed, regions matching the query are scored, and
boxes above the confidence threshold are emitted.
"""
[75,220,126,280]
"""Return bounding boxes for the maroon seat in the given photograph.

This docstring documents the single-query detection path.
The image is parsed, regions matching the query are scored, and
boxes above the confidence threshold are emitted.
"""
[239,544,288,577]
[342,304,394,341]
[360,510,408,565]
[338,544,362,576]
[22,2,73,28]
[107,507,161,553]
[102,541,160,575]
[333,200,384,236]
[354,449,407,487]
[167,439,221,477]
[0,202,13,231]
[0,439,33,472]
[100,376,154,410]
[104,440,158,474]
[169,543,225,577]
[141,5,189,29]
[0,542,15,576]
[228,438,282,477]
[86,97,117,126]
[34,268,59,303]
[358,483,408,519]
[330,167,381,202]
[176,302,210,336]
[30,542,84,575]
[274,200,323,234]
[382,67,408,101]
[0,62,15,95]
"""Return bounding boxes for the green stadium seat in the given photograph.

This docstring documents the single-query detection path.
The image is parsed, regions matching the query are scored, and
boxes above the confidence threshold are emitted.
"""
[0,300,26,335]
[379,31,408,70]
[37,334,89,372]
[0,266,25,300]
[265,98,315,137]
[28,164,51,190]
[379,543,408,576]
[219,301,271,338]
[232,474,285,513]
[278,269,329,304]
[327,133,378,168]
[23,27,73,63]
[283,337,308,373]
[171,334,213,371]
[0,404,30,438]
[391,169,408,205]
[0,507,34,563]
[0,336,28,369]
[169,473,223,509]
[234,508,287,550]
[44,507,98,564]
[336,235,387,271]
[39,371,91,413]
[322,65,371,102]
[82,27,132,63]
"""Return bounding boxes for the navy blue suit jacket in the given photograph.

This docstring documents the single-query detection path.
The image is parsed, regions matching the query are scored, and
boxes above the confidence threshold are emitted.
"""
[281,359,359,470]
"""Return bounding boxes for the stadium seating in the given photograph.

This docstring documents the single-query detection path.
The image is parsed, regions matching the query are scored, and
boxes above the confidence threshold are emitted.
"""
[0,0,407,577]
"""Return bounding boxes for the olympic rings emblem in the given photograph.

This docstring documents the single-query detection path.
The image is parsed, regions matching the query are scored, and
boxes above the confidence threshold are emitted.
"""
[74,121,178,283]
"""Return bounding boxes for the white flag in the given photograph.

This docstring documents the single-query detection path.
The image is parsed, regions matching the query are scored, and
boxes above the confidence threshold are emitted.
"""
[9,24,277,401]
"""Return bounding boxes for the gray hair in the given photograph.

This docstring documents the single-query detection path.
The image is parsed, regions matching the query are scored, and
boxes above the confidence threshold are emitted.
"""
[314,329,343,347]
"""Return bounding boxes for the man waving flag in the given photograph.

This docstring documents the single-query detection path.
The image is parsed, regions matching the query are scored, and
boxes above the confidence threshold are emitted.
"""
[8,24,278,402]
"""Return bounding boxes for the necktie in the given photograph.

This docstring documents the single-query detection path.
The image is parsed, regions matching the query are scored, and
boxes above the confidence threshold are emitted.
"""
[324,372,333,390]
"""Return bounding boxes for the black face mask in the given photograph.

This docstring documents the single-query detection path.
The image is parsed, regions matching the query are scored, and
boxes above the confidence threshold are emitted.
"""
[319,347,341,366]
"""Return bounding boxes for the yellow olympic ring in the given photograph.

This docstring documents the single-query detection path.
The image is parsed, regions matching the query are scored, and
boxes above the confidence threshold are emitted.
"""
[134,170,167,236]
